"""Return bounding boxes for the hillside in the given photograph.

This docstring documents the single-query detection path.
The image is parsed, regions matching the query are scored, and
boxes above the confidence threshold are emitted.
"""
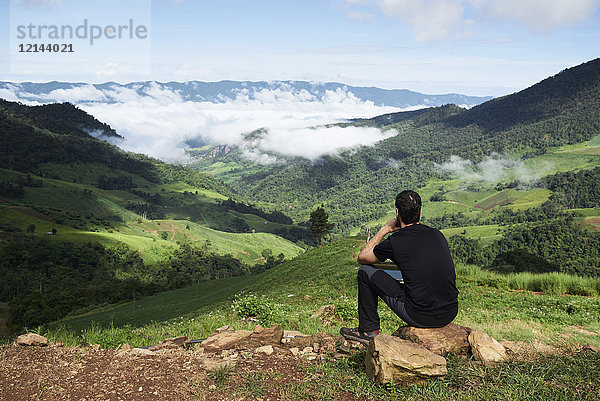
[3,237,597,399]
[0,100,308,333]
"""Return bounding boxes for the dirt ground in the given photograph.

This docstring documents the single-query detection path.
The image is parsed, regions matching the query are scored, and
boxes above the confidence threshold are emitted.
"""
[0,344,360,401]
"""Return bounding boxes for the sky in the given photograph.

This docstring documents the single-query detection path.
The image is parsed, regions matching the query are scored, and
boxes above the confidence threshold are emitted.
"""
[1,0,599,96]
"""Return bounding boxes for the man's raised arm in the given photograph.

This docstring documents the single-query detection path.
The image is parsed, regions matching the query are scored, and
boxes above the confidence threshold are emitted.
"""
[357,218,399,265]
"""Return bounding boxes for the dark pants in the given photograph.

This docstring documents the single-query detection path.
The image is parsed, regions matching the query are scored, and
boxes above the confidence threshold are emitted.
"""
[357,264,426,331]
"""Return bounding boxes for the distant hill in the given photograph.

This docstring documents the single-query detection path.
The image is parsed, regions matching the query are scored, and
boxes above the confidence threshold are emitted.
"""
[0,80,492,109]
[192,58,600,232]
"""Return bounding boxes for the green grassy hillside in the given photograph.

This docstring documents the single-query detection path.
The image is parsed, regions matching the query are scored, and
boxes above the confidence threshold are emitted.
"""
[45,238,600,352]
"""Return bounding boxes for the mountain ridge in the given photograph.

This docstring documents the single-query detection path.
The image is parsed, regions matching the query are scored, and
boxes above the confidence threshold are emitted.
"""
[0,80,492,109]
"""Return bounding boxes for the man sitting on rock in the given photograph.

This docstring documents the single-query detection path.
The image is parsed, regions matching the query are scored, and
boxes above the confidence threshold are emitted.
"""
[340,190,459,344]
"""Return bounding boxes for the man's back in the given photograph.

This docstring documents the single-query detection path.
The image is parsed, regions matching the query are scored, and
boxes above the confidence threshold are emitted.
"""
[373,224,458,327]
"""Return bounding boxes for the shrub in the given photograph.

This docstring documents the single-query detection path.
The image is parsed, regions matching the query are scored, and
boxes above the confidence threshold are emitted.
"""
[231,292,273,323]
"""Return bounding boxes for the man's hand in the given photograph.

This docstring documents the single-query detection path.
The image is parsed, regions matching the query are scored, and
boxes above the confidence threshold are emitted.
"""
[357,218,398,265]
[384,218,400,234]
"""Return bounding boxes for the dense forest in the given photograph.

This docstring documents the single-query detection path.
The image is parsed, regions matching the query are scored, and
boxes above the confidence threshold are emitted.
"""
[0,234,288,330]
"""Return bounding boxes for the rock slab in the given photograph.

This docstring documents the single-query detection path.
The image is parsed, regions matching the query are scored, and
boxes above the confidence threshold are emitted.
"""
[201,330,253,352]
[468,329,507,364]
[16,333,48,347]
[392,323,471,356]
[365,334,447,386]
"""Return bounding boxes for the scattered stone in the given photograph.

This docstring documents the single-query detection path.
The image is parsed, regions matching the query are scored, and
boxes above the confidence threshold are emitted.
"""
[148,336,189,351]
[200,357,235,372]
[392,324,471,356]
[312,343,320,353]
[289,347,300,356]
[468,329,507,364]
[212,325,234,335]
[91,344,101,351]
[284,330,309,338]
[365,334,447,386]
[16,333,48,347]
[288,335,313,349]
[301,346,313,355]
[253,324,264,334]
[581,345,600,353]
[130,348,156,356]
[255,345,274,355]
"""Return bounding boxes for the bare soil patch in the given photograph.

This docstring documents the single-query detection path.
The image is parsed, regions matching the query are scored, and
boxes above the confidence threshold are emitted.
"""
[0,344,361,401]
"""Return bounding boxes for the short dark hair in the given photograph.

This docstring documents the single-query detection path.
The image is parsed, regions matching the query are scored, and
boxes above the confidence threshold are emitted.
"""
[395,190,421,224]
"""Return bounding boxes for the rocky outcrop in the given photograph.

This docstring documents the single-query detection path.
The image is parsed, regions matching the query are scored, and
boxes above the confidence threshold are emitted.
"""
[200,329,253,352]
[365,334,447,385]
[15,333,48,347]
[468,329,507,364]
[392,324,471,356]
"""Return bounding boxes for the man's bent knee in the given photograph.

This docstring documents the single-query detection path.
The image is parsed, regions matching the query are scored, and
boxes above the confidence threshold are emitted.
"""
[358,264,380,280]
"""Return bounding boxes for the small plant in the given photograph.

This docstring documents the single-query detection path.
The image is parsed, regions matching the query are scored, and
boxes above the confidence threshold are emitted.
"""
[209,365,233,388]
[231,292,273,323]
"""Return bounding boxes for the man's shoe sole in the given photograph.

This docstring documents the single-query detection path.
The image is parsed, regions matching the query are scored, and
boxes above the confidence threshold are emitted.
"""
[340,331,374,345]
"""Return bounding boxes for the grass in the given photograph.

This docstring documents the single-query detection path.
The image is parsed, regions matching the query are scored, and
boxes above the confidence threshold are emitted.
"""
[263,351,600,401]
[442,224,503,244]
[22,238,597,354]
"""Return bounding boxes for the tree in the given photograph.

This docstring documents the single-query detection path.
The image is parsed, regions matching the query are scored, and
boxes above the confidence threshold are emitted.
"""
[309,205,334,245]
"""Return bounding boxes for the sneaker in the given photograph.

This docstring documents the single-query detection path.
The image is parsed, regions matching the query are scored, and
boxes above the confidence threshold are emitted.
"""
[339,327,379,344]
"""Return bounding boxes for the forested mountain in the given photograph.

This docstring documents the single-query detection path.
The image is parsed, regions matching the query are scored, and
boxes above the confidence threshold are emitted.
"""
[193,58,600,230]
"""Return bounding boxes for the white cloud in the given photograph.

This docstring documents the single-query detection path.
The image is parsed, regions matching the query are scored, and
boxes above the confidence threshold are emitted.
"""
[95,63,121,80]
[35,85,107,103]
[17,84,403,163]
[345,10,374,21]
[341,0,600,40]
[378,0,465,41]
[484,0,600,31]
[0,85,22,102]
[436,154,553,185]
[19,0,62,8]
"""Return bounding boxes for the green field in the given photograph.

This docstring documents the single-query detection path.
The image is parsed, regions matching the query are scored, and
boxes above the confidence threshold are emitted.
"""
[0,164,305,265]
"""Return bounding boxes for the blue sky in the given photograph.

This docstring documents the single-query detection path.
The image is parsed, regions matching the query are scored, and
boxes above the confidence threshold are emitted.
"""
[1,0,599,96]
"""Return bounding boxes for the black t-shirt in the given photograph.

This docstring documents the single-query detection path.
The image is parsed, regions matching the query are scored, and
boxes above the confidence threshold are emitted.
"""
[373,223,458,327]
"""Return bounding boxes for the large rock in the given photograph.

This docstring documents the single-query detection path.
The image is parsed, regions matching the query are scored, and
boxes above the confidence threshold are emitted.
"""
[468,329,507,364]
[392,324,471,356]
[237,324,284,348]
[16,333,48,347]
[201,330,253,352]
[365,334,447,386]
